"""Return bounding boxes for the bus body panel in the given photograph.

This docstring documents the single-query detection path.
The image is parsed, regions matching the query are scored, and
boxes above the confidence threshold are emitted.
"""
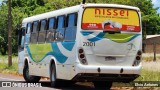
[18,50,25,74]
[25,42,77,79]
[80,31,142,66]
[76,63,141,74]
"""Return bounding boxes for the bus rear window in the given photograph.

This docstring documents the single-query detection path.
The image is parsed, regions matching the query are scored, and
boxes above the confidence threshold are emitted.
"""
[82,7,140,32]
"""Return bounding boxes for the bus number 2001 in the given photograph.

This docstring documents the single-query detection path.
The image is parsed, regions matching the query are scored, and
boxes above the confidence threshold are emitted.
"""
[83,42,95,46]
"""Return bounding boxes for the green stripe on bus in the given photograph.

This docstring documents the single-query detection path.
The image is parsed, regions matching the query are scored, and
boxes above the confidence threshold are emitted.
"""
[103,33,135,43]
[28,43,52,62]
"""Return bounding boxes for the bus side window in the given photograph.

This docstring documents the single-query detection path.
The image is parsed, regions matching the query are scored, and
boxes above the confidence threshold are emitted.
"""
[46,18,56,43]
[20,28,26,49]
[30,21,39,43]
[68,13,77,27]
[18,29,22,46]
[38,19,47,43]
[64,13,77,41]
[55,15,65,41]
[26,23,32,34]
[25,23,32,44]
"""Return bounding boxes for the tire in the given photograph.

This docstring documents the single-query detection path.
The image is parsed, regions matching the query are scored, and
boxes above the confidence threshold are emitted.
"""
[93,81,112,90]
[50,63,58,87]
[23,64,41,83]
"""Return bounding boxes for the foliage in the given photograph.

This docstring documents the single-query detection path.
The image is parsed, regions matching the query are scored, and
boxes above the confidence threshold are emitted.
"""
[0,5,8,55]
[0,0,160,55]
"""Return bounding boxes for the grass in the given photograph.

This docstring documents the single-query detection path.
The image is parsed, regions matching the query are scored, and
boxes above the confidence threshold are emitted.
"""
[0,55,18,74]
[112,69,160,89]
[136,69,160,81]
[142,53,160,62]
[113,69,160,85]
[142,56,160,62]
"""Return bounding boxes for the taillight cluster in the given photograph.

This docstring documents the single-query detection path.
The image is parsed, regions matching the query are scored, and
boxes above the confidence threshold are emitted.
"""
[133,50,142,66]
[78,48,88,65]
[136,50,142,60]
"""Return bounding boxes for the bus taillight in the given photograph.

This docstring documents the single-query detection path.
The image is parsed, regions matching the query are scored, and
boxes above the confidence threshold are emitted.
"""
[136,56,141,60]
[137,50,142,56]
[80,54,85,58]
[133,50,142,66]
[78,48,88,65]
[79,49,84,53]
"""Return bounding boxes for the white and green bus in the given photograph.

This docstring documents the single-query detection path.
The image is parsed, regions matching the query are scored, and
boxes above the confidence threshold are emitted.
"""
[18,2,142,89]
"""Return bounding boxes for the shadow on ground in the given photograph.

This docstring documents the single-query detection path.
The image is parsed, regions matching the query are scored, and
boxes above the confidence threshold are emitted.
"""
[40,81,103,90]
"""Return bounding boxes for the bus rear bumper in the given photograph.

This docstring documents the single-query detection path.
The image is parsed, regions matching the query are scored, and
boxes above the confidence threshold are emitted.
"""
[72,73,139,82]
[73,63,141,82]
[76,63,141,74]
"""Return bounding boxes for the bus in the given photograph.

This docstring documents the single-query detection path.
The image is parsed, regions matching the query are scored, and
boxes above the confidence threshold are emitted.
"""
[18,2,142,89]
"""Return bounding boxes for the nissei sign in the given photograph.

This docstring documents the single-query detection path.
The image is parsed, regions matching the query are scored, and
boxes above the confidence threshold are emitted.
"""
[95,8,129,17]
[82,7,140,32]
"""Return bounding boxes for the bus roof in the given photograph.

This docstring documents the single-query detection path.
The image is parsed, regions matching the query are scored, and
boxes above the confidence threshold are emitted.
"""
[83,3,139,10]
[22,3,140,23]
[22,5,80,23]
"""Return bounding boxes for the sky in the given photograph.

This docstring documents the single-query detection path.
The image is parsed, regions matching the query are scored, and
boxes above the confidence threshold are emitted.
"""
[0,0,2,5]
[152,0,160,13]
[0,0,159,13]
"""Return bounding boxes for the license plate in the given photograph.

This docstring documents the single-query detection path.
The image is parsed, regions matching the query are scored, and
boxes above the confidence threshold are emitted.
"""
[105,56,116,61]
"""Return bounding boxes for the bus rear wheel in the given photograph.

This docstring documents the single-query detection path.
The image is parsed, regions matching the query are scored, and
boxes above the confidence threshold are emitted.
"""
[93,81,112,89]
[23,64,41,83]
[50,63,58,87]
